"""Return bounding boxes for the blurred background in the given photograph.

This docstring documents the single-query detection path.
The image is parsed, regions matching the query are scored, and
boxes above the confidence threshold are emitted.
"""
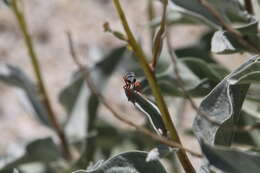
[0,0,251,172]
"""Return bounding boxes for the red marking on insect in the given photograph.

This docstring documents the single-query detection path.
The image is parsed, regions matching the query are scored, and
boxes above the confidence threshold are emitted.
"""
[123,72,141,102]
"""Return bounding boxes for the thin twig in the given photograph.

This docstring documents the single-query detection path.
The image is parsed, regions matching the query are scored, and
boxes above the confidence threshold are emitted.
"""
[66,32,202,158]
[244,0,254,15]
[112,1,195,172]
[151,0,167,70]
[239,123,260,131]
[197,0,260,54]
[11,0,71,159]
[103,22,128,42]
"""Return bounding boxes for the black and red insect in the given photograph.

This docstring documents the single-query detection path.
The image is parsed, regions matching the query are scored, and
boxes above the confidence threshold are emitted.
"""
[123,72,141,102]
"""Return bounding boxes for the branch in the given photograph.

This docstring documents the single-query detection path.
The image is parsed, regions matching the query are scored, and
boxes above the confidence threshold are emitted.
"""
[244,0,254,15]
[112,0,195,172]
[151,0,167,70]
[239,123,260,131]
[11,0,71,159]
[66,32,202,158]
[197,0,260,54]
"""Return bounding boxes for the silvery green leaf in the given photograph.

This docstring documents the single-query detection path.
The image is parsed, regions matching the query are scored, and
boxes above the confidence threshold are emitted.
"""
[194,56,260,172]
[211,30,236,53]
[62,47,127,142]
[146,144,175,162]
[73,151,167,173]
[233,111,260,147]
[201,141,260,173]
[13,169,19,173]
[193,56,260,146]
[129,91,167,136]
[169,0,250,28]
[0,64,50,127]
[175,31,216,63]
[211,19,259,54]
[181,57,228,83]
[141,59,212,97]
[0,138,59,172]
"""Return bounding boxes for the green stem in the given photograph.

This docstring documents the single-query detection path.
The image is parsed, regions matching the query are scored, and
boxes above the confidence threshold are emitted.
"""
[147,0,156,49]
[112,1,195,172]
[11,0,71,159]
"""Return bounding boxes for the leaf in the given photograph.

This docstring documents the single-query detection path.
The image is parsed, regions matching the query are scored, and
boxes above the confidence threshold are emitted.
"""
[194,56,260,173]
[146,144,175,162]
[63,76,88,142]
[149,11,199,27]
[169,0,258,54]
[127,91,167,136]
[140,59,212,97]
[62,46,127,142]
[169,0,250,28]
[201,141,260,173]
[73,151,167,173]
[95,123,125,152]
[211,30,236,54]
[59,46,127,115]
[0,64,50,127]
[2,0,11,6]
[193,56,260,146]
[94,122,155,158]
[59,71,84,116]
[243,95,260,119]
[65,47,131,170]
[233,111,260,147]
[211,20,259,54]
[0,138,60,172]
[181,57,228,83]
[175,31,216,63]
[13,169,19,173]
[24,138,60,162]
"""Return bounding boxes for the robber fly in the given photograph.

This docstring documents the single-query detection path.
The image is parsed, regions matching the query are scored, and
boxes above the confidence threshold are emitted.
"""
[123,72,141,102]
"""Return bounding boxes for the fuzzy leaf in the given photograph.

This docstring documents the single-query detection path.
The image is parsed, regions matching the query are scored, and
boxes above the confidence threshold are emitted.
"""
[194,56,260,172]
[62,46,127,142]
[0,64,50,127]
[211,20,259,54]
[193,56,260,146]
[201,141,260,173]
[0,138,59,172]
[175,31,216,63]
[169,0,250,28]
[149,11,198,27]
[181,57,228,83]
[129,91,167,136]
[233,111,260,147]
[73,151,167,173]
[59,46,127,116]
[59,71,84,116]
[141,60,212,97]
[146,144,175,162]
